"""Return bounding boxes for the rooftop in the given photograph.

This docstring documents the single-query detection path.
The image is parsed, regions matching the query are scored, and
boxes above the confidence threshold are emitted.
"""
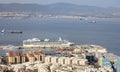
[8,51,24,57]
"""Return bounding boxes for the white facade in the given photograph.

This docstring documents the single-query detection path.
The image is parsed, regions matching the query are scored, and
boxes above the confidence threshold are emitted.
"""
[51,57,59,64]
[45,56,52,63]
[58,57,66,65]
[73,48,81,53]
[45,56,87,66]
[65,58,72,65]
[78,59,87,65]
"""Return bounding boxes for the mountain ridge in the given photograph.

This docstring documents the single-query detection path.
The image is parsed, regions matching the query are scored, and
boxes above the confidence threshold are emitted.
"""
[0,3,120,16]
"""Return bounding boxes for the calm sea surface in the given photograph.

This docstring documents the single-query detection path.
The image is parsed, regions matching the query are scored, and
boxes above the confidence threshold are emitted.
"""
[0,18,120,56]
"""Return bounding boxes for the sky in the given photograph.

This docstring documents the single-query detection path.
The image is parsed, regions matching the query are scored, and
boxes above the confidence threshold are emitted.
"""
[0,0,120,7]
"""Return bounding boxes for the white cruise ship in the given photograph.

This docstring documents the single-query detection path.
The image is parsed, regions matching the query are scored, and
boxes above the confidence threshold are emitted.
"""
[23,37,74,48]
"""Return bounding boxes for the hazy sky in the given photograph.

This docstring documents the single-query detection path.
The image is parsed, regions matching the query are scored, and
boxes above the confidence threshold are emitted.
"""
[0,0,120,7]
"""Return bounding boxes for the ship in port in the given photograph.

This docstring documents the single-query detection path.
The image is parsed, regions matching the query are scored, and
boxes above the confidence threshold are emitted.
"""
[10,31,22,34]
[23,37,74,48]
[1,29,22,34]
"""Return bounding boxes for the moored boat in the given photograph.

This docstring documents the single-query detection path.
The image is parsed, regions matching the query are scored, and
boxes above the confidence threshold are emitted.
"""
[1,29,5,33]
[10,31,22,34]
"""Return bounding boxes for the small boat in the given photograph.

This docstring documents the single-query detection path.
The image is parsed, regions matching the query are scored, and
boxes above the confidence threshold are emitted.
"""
[79,18,84,20]
[10,31,22,34]
[92,20,96,23]
[89,20,96,23]
[1,29,5,33]
[1,29,23,34]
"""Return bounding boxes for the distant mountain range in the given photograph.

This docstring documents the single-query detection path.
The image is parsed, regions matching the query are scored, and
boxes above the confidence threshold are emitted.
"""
[0,3,120,16]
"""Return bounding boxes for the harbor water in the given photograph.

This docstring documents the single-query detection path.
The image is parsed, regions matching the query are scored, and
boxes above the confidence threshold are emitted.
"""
[0,18,120,56]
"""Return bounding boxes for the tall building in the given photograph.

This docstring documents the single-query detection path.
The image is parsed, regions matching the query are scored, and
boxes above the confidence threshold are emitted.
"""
[26,52,35,62]
[113,61,120,72]
[98,57,112,68]
[27,51,45,62]
[86,54,94,63]
[0,56,3,64]
[8,51,25,64]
